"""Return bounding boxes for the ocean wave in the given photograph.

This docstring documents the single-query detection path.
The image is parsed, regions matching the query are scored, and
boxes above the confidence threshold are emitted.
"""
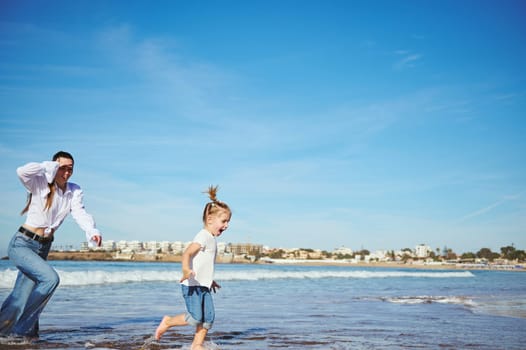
[380,295,476,307]
[380,295,526,319]
[471,297,526,319]
[0,268,474,288]
[217,269,474,281]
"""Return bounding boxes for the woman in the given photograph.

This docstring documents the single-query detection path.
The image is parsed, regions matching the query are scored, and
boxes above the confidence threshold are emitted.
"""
[0,151,102,338]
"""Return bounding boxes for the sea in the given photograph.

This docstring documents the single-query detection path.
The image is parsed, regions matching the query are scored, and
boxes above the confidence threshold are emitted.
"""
[0,260,525,350]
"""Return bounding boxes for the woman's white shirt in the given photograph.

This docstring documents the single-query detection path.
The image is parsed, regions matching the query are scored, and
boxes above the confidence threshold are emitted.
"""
[17,161,101,245]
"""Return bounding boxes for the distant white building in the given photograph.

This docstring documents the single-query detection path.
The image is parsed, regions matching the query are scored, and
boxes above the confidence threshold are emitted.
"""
[370,250,389,261]
[171,241,184,254]
[128,240,143,252]
[116,240,128,251]
[415,244,432,258]
[102,240,116,251]
[144,241,160,252]
[78,239,236,254]
[333,246,354,256]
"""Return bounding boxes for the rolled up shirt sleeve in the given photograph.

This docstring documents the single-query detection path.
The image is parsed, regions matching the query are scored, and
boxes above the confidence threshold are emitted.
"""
[17,161,59,191]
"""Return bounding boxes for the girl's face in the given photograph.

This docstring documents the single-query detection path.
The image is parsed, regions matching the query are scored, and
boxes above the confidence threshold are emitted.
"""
[206,210,231,237]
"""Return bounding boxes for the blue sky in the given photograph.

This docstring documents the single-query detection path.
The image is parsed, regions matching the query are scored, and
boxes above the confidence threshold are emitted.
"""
[1,0,525,257]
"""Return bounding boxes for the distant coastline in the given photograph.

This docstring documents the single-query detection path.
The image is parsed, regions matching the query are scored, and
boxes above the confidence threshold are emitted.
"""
[5,251,513,271]
[48,251,184,263]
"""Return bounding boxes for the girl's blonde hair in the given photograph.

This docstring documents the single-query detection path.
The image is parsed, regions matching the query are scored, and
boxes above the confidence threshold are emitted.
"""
[202,185,231,223]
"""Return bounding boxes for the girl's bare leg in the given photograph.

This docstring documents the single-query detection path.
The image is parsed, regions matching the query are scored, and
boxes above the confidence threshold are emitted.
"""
[155,313,187,340]
[191,325,208,349]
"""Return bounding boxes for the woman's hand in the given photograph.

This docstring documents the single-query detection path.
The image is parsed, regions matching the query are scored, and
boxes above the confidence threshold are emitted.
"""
[91,235,102,247]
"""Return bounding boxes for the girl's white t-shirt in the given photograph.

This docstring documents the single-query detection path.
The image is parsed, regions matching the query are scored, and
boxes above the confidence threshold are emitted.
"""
[181,229,217,289]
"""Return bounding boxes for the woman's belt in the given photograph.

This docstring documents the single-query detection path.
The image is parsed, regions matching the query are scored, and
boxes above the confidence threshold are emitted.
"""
[18,226,54,243]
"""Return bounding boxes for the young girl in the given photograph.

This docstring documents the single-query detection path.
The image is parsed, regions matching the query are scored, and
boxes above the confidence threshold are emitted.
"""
[155,186,231,350]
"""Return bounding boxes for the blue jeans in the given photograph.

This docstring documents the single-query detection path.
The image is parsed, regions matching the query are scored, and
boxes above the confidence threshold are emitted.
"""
[182,285,215,330]
[0,231,59,337]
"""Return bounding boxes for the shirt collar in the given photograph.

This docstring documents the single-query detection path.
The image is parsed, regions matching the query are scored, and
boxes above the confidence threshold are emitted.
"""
[56,182,73,196]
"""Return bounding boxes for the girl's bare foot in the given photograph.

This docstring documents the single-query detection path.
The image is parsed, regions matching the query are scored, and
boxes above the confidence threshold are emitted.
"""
[155,316,170,340]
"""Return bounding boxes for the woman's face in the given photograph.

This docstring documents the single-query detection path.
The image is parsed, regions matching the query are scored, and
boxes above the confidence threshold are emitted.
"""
[55,157,74,187]
[206,210,231,237]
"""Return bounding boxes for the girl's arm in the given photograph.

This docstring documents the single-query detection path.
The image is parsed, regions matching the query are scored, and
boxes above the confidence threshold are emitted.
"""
[180,242,201,282]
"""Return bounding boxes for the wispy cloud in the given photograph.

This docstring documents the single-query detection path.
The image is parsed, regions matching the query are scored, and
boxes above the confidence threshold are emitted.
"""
[393,50,423,70]
[459,191,524,222]
[94,25,236,120]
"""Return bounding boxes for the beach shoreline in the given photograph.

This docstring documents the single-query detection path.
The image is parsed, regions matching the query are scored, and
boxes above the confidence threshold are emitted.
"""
[2,258,524,349]
[28,251,524,271]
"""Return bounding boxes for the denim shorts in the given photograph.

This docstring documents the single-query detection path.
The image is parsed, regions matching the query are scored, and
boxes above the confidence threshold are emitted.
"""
[181,285,215,329]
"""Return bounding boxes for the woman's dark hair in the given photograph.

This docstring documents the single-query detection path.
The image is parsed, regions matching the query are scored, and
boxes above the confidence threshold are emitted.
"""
[53,151,74,163]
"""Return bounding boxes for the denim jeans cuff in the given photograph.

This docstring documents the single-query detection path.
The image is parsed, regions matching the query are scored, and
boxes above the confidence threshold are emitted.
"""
[184,312,200,326]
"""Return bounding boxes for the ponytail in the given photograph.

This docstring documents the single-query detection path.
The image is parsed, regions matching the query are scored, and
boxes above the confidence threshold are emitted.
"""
[202,185,231,223]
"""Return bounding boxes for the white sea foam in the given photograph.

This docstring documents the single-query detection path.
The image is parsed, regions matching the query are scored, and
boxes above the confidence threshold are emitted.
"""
[0,267,474,288]
[0,335,34,346]
[382,295,476,307]
[471,298,526,319]
[381,295,526,319]
[179,341,220,350]
[217,269,474,281]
